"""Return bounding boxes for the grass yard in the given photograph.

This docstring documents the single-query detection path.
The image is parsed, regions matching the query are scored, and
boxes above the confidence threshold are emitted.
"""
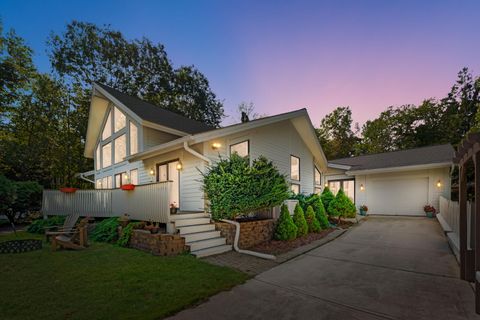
[0,232,248,320]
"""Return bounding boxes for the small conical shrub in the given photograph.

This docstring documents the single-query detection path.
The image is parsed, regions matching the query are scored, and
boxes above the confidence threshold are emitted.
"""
[274,204,297,240]
[328,188,356,220]
[305,205,321,233]
[293,203,308,237]
[315,198,330,229]
[321,187,335,214]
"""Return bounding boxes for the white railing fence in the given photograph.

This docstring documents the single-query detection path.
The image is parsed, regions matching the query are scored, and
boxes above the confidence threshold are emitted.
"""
[42,182,172,223]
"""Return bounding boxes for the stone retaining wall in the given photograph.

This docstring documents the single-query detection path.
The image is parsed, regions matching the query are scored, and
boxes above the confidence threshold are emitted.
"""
[215,219,275,249]
[130,230,187,256]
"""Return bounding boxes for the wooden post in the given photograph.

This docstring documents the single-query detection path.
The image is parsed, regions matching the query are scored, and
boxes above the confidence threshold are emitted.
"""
[460,164,468,280]
[475,153,480,313]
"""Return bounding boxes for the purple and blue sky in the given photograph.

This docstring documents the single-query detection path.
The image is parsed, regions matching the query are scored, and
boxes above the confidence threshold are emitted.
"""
[1,0,479,126]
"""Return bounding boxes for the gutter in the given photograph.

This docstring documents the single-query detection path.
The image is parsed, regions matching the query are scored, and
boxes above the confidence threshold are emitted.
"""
[183,141,212,165]
[76,171,95,184]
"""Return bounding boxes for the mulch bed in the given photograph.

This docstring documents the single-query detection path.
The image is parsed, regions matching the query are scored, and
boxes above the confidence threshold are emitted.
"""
[250,228,336,255]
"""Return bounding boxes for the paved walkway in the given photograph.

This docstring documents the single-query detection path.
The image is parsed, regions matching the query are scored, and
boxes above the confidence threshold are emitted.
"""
[170,216,480,320]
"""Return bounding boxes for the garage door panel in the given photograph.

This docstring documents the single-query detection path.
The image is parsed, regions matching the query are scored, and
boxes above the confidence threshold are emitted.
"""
[368,178,428,216]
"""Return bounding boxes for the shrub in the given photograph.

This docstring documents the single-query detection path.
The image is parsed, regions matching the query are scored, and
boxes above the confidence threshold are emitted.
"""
[321,187,335,214]
[202,154,289,220]
[314,198,330,229]
[91,217,120,243]
[117,222,142,247]
[27,216,66,234]
[305,205,321,233]
[328,189,356,220]
[292,203,308,237]
[274,204,297,240]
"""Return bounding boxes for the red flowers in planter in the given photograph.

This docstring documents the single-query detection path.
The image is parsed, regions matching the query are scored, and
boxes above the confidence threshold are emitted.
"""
[121,184,135,191]
[423,205,436,214]
[60,187,78,193]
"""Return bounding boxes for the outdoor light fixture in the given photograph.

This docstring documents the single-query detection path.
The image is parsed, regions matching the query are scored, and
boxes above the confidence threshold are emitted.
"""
[176,162,183,170]
[149,169,155,176]
[212,142,221,150]
[436,180,442,188]
[324,183,328,187]
[124,173,129,180]
[360,184,365,191]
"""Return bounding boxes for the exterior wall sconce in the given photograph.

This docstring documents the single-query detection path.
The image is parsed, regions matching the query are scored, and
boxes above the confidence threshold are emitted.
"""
[149,169,155,176]
[324,183,328,187]
[124,173,129,180]
[436,180,442,188]
[212,142,222,150]
[360,184,365,191]
[176,162,183,170]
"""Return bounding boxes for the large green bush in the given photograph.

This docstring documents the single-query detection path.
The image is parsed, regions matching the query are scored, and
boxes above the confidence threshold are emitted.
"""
[274,204,297,240]
[328,189,356,219]
[321,187,335,214]
[292,203,308,237]
[314,198,330,229]
[91,217,120,243]
[305,205,321,233]
[202,154,289,220]
[27,216,66,234]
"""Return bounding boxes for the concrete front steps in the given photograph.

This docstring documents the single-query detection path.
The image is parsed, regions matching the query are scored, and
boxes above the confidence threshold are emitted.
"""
[171,213,231,258]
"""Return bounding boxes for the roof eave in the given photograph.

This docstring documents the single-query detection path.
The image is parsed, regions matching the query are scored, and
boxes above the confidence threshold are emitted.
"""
[346,162,453,175]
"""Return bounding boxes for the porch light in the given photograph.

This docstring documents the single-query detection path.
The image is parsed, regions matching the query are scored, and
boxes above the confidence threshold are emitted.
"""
[436,180,442,188]
[176,162,183,170]
[149,169,155,176]
[124,173,129,181]
[212,142,221,150]
[324,183,328,187]
[360,184,365,191]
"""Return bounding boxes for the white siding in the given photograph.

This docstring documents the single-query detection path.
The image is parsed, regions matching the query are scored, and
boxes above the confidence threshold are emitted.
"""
[143,127,180,150]
[202,120,316,195]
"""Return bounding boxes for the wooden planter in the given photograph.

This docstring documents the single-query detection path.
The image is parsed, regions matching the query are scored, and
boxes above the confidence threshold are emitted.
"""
[60,187,78,193]
[121,184,135,191]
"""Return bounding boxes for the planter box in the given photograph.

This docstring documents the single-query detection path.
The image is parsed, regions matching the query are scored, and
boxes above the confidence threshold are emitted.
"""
[121,184,135,191]
[215,219,275,249]
[60,187,78,193]
[130,230,187,256]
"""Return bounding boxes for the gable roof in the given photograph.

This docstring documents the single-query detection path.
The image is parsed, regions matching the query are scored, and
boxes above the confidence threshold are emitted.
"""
[95,83,214,134]
[329,144,454,173]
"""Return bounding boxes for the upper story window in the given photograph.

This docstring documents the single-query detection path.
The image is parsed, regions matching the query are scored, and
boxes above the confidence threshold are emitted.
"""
[130,122,138,155]
[114,106,126,132]
[95,145,101,170]
[102,142,112,168]
[314,166,322,194]
[230,140,249,158]
[114,134,126,164]
[102,111,112,140]
[290,155,300,181]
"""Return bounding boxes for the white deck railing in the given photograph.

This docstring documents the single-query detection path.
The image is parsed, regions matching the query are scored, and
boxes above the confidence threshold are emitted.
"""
[42,182,172,223]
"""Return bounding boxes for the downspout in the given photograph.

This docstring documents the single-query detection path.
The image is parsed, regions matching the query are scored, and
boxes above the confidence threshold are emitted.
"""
[183,141,211,165]
[77,173,95,184]
[221,219,276,260]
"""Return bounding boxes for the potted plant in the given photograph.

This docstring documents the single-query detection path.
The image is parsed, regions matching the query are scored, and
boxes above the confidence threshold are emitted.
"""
[60,187,78,193]
[170,202,178,215]
[359,205,368,216]
[118,214,130,228]
[424,205,436,218]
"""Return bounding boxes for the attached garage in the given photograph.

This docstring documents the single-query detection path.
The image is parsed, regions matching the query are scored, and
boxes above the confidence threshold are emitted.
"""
[326,144,454,216]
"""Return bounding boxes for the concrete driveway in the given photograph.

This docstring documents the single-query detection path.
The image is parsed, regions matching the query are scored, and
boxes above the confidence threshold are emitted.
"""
[171,216,479,320]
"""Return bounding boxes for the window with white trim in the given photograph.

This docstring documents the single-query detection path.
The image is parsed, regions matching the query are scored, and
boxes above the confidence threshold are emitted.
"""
[102,142,112,168]
[130,122,138,155]
[102,110,112,140]
[314,166,322,194]
[230,140,249,158]
[130,169,138,185]
[96,179,102,189]
[290,155,300,181]
[95,145,101,170]
[114,134,126,164]
[114,107,126,132]
[291,183,300,194]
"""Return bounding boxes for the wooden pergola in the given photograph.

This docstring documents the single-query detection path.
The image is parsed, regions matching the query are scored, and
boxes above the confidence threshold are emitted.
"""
[454,132,480,313]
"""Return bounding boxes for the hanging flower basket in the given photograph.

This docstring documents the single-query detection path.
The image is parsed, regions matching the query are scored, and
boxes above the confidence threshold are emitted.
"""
[60,187,78,193]
[121,184,135,191]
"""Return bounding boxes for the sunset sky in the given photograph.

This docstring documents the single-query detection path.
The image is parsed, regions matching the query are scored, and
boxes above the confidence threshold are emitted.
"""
[1,0,479,126]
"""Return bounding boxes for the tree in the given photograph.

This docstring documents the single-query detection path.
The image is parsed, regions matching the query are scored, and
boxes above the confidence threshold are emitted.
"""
[316,106,359,159]
[313,198,329,229]
[0,175,17,231]
[292,203,308,237]
[274,204,297,240]
[328,189,356,221]
[236,102,266,123]
[48,21,225,128]
[305,205,321,233]
[321,187,334,214]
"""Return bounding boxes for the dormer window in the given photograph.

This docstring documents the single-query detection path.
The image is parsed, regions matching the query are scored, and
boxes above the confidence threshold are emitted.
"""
[114,106,126,132]
[102,110,112,140]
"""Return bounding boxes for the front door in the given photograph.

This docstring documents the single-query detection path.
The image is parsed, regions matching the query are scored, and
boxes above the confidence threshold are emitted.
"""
[157,160,180,209]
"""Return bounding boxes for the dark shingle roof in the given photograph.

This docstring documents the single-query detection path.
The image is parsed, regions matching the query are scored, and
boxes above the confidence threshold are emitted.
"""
[329,144,454,171]
[96,83,214,134]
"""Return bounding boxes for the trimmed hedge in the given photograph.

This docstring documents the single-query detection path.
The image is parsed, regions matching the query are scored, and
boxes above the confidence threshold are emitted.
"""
[314,198,330,229]
[305,205,321,233]
[274,204,297,240]
[328,189,356,219]
[321,187,335,214]
[293,203,308,237]
[27,216,66,234]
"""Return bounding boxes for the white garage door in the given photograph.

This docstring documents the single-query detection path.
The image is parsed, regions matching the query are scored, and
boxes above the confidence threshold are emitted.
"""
[368,178,428,216]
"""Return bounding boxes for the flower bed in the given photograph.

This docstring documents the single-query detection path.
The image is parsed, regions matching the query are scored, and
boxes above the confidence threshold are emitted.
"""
[215,219,275,249]
[0,239,42,254]
[250,229,335,255]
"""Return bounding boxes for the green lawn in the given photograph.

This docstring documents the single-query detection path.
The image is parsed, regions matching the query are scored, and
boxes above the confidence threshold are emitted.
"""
[0,232,248,320]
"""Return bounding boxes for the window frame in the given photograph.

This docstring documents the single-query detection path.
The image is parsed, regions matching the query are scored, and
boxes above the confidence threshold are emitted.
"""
[114,134,127,164]
[229,140,250,158]
[290,155,300,181]
[291,183,300,194]
[130,169,138,185]
[328,178,356,203]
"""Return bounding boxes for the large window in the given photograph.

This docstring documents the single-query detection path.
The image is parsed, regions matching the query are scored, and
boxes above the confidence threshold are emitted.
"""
[230,140,249,158]
[114,134,126,164]
[290,155,300,181]
[115,172,127,188]
[102,143,112,168]
[130,122,138,155]
[291,183,300,194]
[114,107,126,132]
[130,169,138,185]
[102,111,112,140]
[328,179,355,202]
[95,145,101,170]
[314,167,322,194]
